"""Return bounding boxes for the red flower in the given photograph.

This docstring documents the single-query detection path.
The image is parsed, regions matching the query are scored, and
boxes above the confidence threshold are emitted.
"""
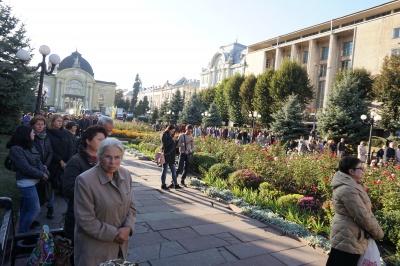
[313,186,317,191]
[377,180,382,185]
[365,187,370,192]
[324,178,329,182]
[383,171,388,175]
[372,180,377,185]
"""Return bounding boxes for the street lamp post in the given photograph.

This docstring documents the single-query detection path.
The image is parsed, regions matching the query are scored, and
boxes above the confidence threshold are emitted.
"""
[361,110,382,165]
[310,109,317,140]
[167,110,174,125]
[248,111,261,142]
[201,111,211,127]
[16,45,60,115]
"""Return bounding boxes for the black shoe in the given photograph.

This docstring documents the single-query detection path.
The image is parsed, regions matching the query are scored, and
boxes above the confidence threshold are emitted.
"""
[47,206,54,220]
[167,183,174,189]
[180,182,188,187]
[161,184,170,190]
[174,185,182,189]
[29,220,40,229]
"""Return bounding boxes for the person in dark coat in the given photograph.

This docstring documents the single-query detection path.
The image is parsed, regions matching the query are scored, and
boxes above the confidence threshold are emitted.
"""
[375,145,386,165]
[160,125,181,190]
[78,113,91,136]
[63,125,107,242]
[7,126,50,233]
[383,142,396,163]
[46,114,75,218]
[30,115,53,216]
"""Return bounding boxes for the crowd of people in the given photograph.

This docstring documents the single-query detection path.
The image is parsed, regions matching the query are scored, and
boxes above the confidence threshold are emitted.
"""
[7,111,136,265]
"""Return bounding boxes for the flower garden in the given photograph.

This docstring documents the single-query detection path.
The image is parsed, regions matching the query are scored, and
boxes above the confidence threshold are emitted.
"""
[118,123,400,264]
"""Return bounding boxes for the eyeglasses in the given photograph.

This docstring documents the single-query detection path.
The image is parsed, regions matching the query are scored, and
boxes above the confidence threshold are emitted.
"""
[353,167,364,171]
[103,155,122,162]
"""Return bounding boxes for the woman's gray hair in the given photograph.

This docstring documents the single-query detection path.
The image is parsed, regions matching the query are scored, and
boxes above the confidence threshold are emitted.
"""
[98,116,114,126]
[97,137,125,158]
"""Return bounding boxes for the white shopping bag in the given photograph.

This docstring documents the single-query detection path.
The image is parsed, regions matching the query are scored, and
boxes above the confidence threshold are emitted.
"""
[357,239,380,266]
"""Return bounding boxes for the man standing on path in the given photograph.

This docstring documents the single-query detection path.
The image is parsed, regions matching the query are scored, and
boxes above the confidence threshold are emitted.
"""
[78,114,91,136]
[173,125,194,187]
[337,138,345,158]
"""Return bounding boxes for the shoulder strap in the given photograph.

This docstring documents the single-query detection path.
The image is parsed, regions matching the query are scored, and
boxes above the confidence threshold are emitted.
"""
[183,135,187,150]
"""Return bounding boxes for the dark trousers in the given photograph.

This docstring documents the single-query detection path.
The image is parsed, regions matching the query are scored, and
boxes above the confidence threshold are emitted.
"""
[176,153,189,181]
[326,248,360,266]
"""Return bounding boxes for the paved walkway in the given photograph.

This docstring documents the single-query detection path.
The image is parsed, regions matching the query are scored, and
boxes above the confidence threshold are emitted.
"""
[30,153,327,266]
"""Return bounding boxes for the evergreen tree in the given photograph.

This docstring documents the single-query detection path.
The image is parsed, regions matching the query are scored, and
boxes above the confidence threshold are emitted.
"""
[169,90,184,125]
[224,74,245,126]
[334,67,374,101]
[372,55,400,135]
[150,106,159,124]
[0,1,37,133]
[178,93,204,125]
[239,74,257,115]
[133,96,150,117]
[317,70,370,146]
[124,98,131,111]
[131,74,141,110]
[198,86,216,110]
[270,94,306,141]
[270,59,313,106]
[254,69,275,127]
[202,103,222,127]
[214,78,229,125]
[114,89,125,107]
[159,100,169,124]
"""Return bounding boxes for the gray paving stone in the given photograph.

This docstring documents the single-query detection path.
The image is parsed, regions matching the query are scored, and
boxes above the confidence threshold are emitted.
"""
[132,222,152,234]
[271,246,327,266]
[217,247,239,263]
[159,241,188,258]
[177,235,230,252]
[191,219,267,236]
[225,236,305,259]
[136,210,188,223]
[128,243,160,263]
[159,227,201,241]
[135,194,158,200]
[230,227,280,242]
[130,231,169,248]
[149,248,228,266]
[213,232,242,244]
[136,205,179,214]
[300,259,328,266]
[219,253,286,266]
[137,199,168,206]
[202,213,241,223]
[147,217,210,231]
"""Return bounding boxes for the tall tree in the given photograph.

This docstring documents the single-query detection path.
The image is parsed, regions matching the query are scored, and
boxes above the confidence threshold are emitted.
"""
[178,93,204,125]
[270,94,306,142]
[198,86,216,110]
[270,59,313,106]
[114,89,125,107]
[334,67,374,101]
[202,103,222,127]
[317,70,370,146]
[254,69,275,127]
[159,100,169,124]
[239,74,257,115]
[224,74,245,126]
[372,55,400,135]
[0,1,37,133]
[214,78,229,125]
[133,96,150,117]
[150,106,159,124]
[123,98,131,111]
[131,74,141,110]
[169,90,184,125]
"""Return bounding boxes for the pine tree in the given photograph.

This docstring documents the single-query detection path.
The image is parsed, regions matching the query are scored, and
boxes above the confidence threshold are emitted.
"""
[169,90,184,125]
[270,94,306,141]
[114,89,125,107]
[159,100,169,124]
[224,74,245,126]
[317,70,370,146]
[334,68,373,101]
[214,79,229,125]
[131,74,141,110]
[178,93,204,125]
[254,69,275,127]
[0,1,37,133]
[150,106,159,124]
[202,103,222,127]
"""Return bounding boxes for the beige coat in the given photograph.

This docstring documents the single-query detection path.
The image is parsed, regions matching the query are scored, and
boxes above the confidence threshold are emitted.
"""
[74,165,136,266]
[330,171,383,254]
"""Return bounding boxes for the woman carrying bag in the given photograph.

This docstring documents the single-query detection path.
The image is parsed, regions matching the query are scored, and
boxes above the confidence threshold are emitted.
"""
[160,125,181,190]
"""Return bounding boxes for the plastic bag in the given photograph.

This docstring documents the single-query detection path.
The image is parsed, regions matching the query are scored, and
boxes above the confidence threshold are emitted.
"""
[357,239,380,266]
[27,225,56,266]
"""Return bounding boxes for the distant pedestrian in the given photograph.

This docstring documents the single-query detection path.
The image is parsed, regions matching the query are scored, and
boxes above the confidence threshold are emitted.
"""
[175,125,194,187]
[357,141,367,163]
[383,142,396,163]
[160,125,181,190]
[337,138,345,158]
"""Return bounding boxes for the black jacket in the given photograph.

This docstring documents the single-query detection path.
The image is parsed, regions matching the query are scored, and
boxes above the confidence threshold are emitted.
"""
[161,133,176,164]
[46,128,75,177]
[383,147,396,163]
[63,145,97,240]
[32,133,53,168]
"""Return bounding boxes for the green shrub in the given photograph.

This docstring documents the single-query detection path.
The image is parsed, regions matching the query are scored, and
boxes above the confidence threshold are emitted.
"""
[321,200,335,224]
[276,194,304,208]
[258,182,284,201]
[376,210,400,251]
[228,169,262,190]
[129,138,142,145]
[208,163,234,180]
[190,152,218,173]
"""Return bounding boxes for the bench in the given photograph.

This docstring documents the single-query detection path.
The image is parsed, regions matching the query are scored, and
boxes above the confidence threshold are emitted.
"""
[0,197,64,266]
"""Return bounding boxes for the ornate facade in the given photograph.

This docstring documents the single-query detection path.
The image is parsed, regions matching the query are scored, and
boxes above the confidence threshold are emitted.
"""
[43,51,116,112]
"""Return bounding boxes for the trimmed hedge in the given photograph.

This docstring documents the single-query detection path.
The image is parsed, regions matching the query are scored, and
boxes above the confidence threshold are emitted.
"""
[208,163,234,180]
[190,152,218,173]
[376,210,400,251]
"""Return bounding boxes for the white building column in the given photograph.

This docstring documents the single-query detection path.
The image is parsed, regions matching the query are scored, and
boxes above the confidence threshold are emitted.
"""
[275,47,281,69]
[291,44,299,62]
[323,33,339,110]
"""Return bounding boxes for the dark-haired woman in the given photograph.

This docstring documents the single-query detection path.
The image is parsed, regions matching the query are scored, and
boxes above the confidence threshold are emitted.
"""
[326,156,384,265]
[160,125,181,190]
[46,114,75,218]
[63,125,107,242]
[7,125,50,233]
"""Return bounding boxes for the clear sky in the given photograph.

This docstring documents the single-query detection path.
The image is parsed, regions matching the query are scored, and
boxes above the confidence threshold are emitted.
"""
[9,0,391,91]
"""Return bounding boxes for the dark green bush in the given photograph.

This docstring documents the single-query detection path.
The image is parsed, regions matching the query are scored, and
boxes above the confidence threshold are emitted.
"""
[228,169,262,190]
[129,138,142,145]
[258,182,284,201]
[208,163,234,180]
[276,194,304,208]
[376,210,400,251]
[190,152,218,173]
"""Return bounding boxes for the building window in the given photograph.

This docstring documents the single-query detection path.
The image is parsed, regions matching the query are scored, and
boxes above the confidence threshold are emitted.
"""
[394,28,400,38]
[341,60,351,69]
[316,81,325,109]
[266,58,271,68]
[66,80,83,90]
[319,65,327,77]
[321,47,329,60]
[303,51,309,64]
[391,49,400,56]
[342,42,353,56]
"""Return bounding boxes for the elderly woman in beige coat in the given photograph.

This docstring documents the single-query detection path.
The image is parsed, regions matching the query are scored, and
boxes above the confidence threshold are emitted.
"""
[74,138,136,266]
[326,156,384,266]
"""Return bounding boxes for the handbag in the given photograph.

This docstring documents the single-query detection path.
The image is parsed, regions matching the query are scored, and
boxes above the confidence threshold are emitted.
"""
[183,135,194,163]
[155,151,165,165]
[357,239,380,266]
[50,234,74,266]
[4,154,16,172]
[36,179,52,205]
[51,170,65,197]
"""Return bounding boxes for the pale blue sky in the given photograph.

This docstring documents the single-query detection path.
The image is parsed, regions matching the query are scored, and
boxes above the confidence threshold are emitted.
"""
[10,0,391,90]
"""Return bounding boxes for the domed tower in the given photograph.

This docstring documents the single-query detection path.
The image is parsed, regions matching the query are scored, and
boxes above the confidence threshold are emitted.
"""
[57,51,94,76]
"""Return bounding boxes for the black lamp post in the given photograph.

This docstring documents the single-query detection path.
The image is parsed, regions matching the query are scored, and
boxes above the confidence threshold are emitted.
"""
[16,45,60,116]
[248,111,261,142]
[201,111,211,127]
[361,111,382,165]
[310,109,317,140]
[167,110,174,125]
